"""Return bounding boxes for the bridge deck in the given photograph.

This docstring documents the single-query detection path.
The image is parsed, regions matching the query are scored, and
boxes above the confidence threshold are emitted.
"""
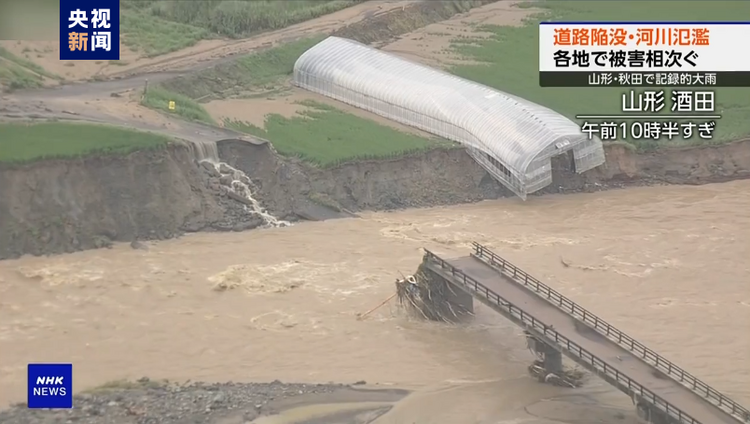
[438,255,739,424]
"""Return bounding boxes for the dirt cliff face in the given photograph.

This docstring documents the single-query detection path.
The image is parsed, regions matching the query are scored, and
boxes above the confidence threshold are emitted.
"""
[593,141,750,184]
[1,139,749,260]
[217,142,509,217]
[218,139,750,220]
[0,143,228,259]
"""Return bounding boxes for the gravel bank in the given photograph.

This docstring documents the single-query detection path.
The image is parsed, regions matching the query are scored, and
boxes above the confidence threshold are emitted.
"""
[0,379,352,424]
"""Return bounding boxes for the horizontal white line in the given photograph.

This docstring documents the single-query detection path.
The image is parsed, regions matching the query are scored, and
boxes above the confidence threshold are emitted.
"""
[576,115,722,119]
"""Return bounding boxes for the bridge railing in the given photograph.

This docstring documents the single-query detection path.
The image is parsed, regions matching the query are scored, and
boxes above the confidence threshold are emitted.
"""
[471,242,750,423]
[423,249,699,424]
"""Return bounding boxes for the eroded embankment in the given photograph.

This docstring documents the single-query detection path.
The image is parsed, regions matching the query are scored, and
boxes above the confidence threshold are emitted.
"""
[0,142,271,259]
[219,139,750,217]
[1,139,749,260]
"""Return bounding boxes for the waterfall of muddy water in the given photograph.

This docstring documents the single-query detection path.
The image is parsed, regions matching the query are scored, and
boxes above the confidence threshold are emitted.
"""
[204,159,291,228]
[1,180,749,423]
[188,139,289,228]
[188,139,220,163]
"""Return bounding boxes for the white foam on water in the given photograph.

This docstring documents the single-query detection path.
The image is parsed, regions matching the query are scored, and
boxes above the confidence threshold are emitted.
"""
[209,262,306,294]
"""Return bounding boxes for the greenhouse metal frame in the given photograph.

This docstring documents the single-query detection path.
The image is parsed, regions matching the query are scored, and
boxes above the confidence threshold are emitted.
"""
[292,36,606,199]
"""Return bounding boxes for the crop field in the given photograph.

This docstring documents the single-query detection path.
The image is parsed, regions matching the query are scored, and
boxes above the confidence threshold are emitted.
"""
[0,123,170,163]
[225,101,453,167]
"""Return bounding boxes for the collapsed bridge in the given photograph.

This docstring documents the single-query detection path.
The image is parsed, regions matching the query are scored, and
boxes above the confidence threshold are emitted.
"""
[292,36,606,199]
[410,243,749,424]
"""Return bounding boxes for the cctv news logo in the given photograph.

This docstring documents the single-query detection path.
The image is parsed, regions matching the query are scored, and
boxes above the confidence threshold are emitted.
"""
[27,364,73,409]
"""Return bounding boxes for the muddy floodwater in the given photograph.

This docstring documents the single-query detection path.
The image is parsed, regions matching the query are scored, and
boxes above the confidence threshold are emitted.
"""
[1,180,749,423]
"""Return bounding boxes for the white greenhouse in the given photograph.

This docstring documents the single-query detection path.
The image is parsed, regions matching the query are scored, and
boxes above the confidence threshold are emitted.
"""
[292,36,605,199]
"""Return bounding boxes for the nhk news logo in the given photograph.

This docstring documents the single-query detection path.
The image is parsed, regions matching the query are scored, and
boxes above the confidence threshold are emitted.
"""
[59,0,120,61]
[27,364,73,409]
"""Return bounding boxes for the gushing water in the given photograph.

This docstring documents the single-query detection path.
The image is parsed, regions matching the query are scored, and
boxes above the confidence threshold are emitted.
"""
[188,140,290,228]
[206,159,291,228]
[190,141,220,163]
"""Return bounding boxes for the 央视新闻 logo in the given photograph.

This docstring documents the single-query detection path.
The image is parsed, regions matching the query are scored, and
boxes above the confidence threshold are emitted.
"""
[59,0,120,61]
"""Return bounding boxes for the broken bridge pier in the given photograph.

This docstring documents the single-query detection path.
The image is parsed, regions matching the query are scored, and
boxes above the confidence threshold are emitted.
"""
[396,260,474,322]
[525,331,563,376]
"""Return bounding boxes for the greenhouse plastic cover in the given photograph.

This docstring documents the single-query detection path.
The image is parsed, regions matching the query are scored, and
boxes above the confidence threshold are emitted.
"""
[292,36,605,199]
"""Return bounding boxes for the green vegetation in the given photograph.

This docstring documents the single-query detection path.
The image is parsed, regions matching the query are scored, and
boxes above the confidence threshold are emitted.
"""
[226,101,454,167]
[136,1,497,165]
[140,36,451,166]
[141,86,216,124]
[121,11,209,57]
[333,0,493,44]
[160,36,325,100]
[119,0,363,56]
[0,46,62,90]
[141,38,326,125]
[141,0,365,37]
[447,1,750,150]
[0,60,43,90]
[0,47,61,80]
[0,122,170,163]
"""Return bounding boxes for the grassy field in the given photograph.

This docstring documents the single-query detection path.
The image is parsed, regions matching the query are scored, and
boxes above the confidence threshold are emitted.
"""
[121,10,210,57]
[0,122,170,163]
[226,101,453,167]
[448,1,750,150]
[120,0,363,57]
[141,86,216,124]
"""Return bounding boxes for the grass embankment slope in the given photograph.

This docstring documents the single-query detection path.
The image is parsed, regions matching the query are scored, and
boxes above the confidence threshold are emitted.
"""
[448,1,750,150]
[120,0,366,57]
[0,123,170,164]
[0,46,62,90]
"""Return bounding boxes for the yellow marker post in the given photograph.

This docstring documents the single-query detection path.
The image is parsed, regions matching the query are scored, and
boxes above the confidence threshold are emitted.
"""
[168,101,176,111]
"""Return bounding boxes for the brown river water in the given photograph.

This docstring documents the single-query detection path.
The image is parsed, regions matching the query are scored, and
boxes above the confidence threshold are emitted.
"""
[1,180,749,423]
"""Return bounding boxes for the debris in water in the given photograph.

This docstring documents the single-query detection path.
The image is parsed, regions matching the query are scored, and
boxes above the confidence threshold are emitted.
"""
[395,266,473,323]
[357,292,397,320]
[527,360,586,388]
